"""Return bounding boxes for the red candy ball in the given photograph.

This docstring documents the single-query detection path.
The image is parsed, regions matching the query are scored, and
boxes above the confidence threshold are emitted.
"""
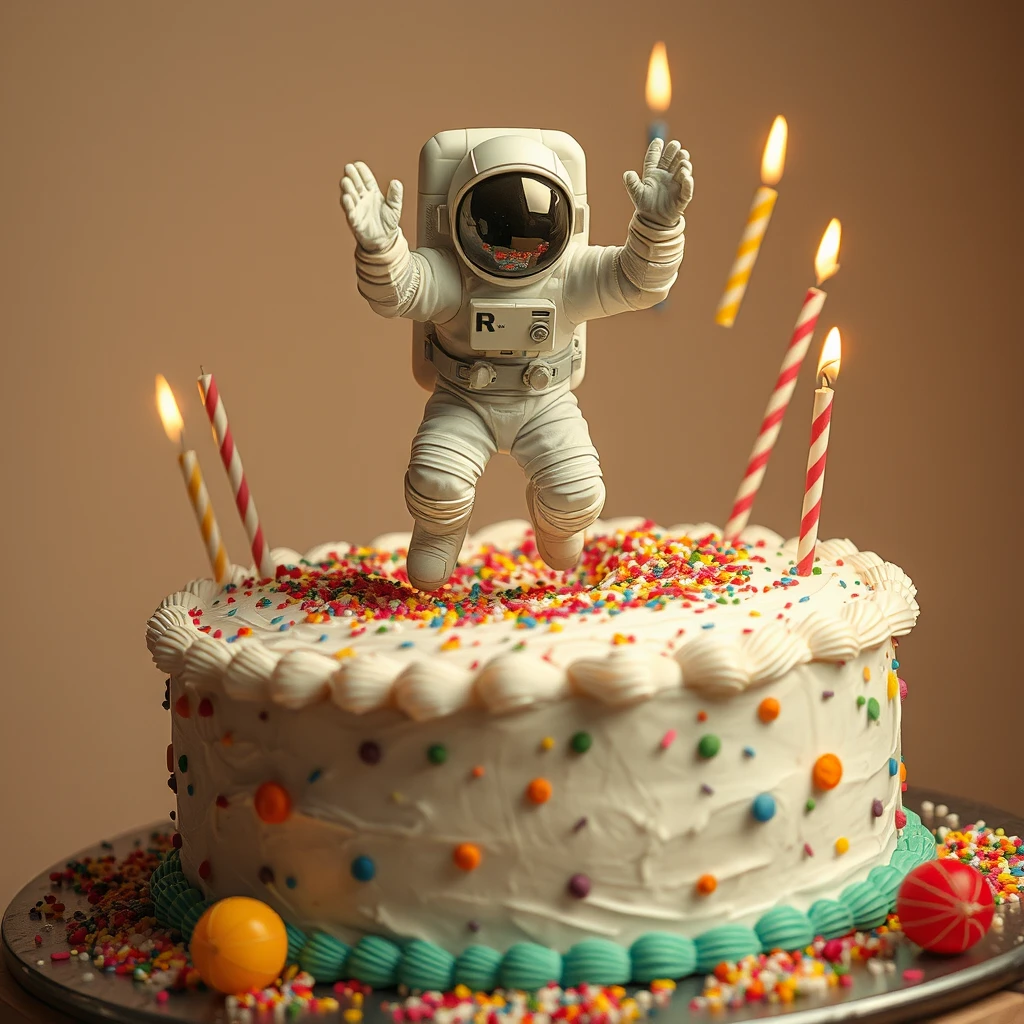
[897,859,994,955]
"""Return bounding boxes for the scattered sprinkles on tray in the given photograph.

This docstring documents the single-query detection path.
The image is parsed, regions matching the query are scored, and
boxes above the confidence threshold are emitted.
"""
[690,927,899,1011]
[936,821,1024,904]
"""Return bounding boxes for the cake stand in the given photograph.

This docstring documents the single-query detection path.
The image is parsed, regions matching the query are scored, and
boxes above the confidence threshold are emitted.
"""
[4,788,1024,1024]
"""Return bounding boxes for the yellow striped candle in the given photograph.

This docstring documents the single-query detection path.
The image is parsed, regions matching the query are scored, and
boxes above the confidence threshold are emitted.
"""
[715,115,788,327]
[156,374,230,583]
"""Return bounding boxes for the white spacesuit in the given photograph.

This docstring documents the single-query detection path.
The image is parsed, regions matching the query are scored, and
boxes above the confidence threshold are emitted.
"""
[340,129,692,591]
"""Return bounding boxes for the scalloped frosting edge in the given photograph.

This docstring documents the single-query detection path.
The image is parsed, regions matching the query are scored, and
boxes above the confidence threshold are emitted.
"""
[151,809,935,989]
[147,523,920,716]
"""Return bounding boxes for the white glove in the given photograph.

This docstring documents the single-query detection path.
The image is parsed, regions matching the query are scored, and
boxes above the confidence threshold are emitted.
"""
[339,162,404,252]
[622,139,693,228]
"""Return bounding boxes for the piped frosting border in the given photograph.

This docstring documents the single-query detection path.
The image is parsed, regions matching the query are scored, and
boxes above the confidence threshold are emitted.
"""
[147,520,919,717]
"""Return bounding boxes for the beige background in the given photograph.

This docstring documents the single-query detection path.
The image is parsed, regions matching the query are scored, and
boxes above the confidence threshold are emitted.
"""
[0,0,1019,904]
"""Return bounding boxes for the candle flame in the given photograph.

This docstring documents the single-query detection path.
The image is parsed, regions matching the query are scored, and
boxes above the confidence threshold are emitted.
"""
[760,115,788,186]
[156,374,184,444]
[814,218,842,285]
[645,42,671,112]
[817,327,842,386]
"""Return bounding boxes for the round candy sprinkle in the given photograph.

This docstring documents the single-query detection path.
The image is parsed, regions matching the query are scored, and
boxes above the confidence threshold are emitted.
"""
[813,753,843,790]
[895,808,908,829]
[197,698,214,717]
[258,865,275,884]
[570,731,592,754]
[889,758,899,776]
[696,874,717,895]
[568,873,591,898]
[198,859,212,880]
[757,697,780,723]
[751,793,776,822]
[254,782,291,824]
[872,798,884,817]
[867,697,881,721]
[805,798,816,812]
[177,754,188,773]
[835,837,850,855]
[526,778,553,804]
[453,843,481,871]
[897,859,994,954]
[540,736,555,751]
[174,695,190,717]
[358,740,382,765]
[698,734,721,759]
[427,743,448,765]
[351,856,376,882]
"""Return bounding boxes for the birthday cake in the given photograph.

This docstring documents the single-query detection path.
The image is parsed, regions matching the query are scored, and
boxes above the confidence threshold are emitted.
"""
[146,516,931,990]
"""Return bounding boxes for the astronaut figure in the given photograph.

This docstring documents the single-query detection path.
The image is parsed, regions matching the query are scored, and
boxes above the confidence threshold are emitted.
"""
[340,130,693,591]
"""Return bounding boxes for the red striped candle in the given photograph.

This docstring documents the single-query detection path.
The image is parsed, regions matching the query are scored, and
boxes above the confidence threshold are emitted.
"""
[197,370,275,579]
[796,328,842,576]
[724,219,841,543]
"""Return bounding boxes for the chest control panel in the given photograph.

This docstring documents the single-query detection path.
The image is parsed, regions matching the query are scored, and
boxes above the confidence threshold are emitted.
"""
[469,298,557,352]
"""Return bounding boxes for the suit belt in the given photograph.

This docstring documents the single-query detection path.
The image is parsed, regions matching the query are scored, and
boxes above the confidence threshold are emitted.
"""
[424,335,580,393]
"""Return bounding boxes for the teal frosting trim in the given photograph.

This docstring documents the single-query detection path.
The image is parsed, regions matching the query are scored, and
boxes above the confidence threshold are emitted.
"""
[285,923,309,963]
[347,935,402,988]
[299,931,351,983]
[398,939,456,992]
[499,943,563,990]
[454,945,502,991]
[841,880,891,930]
[629,933,696,983]
[178,898,211,944]
[867,865,904,906]
[560,939,631,987]
[807,899,855,940]
[694,925,760,973]
[166,887,205,932]
[754,906,814,951]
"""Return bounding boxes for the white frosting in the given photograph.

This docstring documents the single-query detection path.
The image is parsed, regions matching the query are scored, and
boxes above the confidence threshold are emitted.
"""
[147,520,920,716]
[170,642,906,954]
[157,520,918,957]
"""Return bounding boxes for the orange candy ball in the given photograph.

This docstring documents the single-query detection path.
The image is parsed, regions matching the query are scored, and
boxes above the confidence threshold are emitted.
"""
[757,697,780,723]
[813,753,843,791]
[254,782,292,823]
[189,897,287,994]
[696,874,717,895]
[453,843,482,871]
[526,778,553,804]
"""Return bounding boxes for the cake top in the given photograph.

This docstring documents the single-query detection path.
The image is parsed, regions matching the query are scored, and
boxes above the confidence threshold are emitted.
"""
[147,518,918,718]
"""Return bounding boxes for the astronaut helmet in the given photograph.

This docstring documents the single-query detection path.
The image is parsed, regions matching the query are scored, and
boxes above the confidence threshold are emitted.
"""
[448,135,575,286]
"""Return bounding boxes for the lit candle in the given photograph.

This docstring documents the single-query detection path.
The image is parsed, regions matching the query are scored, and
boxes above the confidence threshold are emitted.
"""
[156,374,230,582]
[715,115,788,327]
[796,328,842,576]
[724,219,841,543]
[645,42,671,145]
[197,369,275,579]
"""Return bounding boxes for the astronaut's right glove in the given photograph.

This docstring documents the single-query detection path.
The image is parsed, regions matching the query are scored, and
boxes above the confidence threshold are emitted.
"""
[340,162,405,252]
[622,139,693,228]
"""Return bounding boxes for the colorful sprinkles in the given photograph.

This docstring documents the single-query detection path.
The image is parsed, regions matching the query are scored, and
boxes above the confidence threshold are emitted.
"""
[210,525,770,641]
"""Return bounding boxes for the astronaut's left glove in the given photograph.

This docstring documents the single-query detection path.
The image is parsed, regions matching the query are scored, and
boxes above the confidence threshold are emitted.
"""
[622,139,693,228]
